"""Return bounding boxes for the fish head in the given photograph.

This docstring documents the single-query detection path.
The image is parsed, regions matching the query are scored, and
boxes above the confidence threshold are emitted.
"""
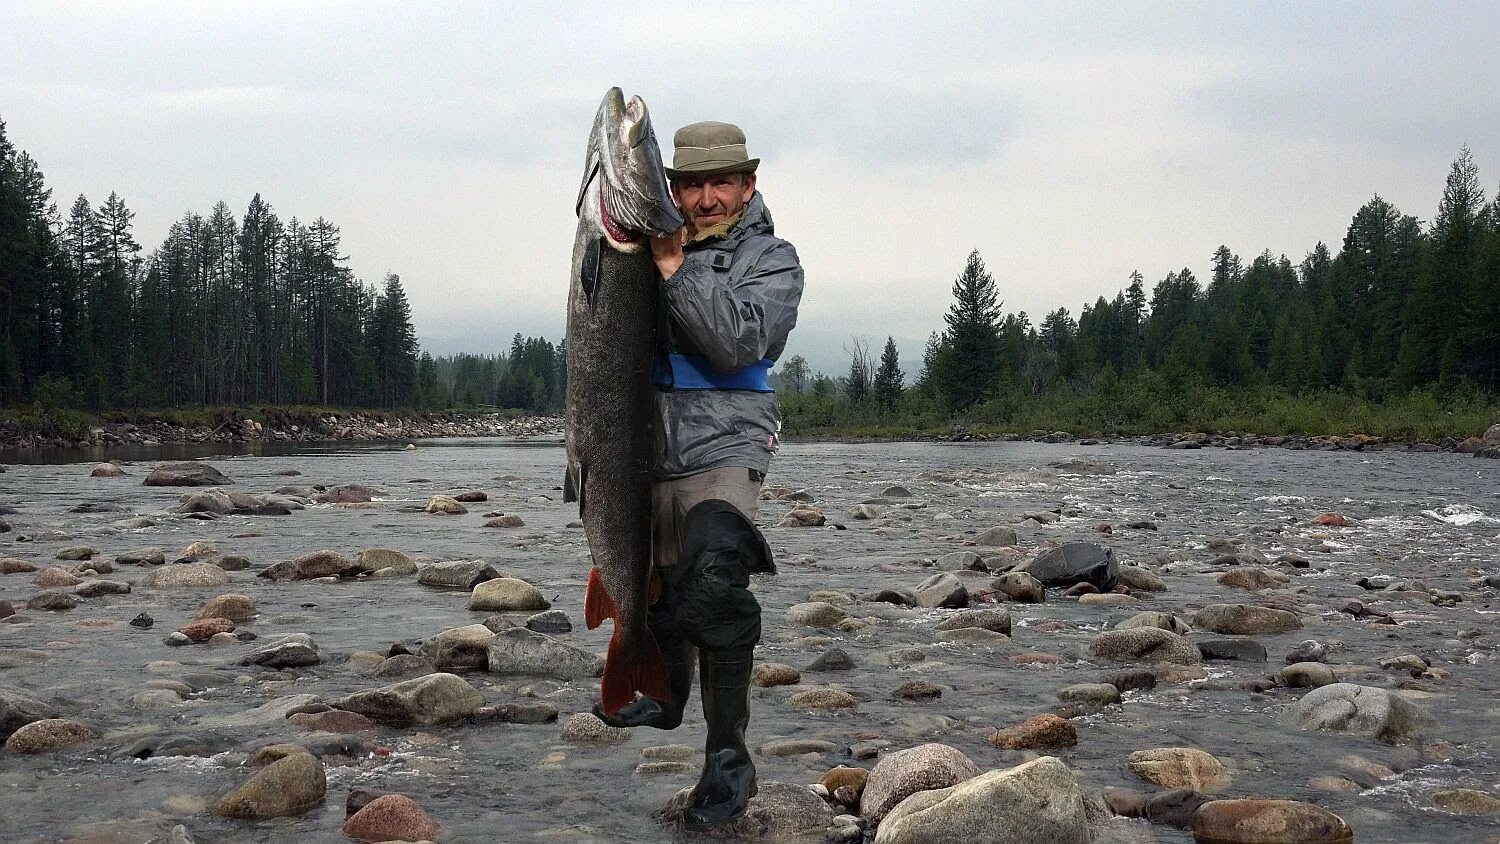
[577,87,684,253]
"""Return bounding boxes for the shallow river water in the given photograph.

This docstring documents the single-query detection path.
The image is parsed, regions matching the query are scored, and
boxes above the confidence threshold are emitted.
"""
[0,438,1497,843]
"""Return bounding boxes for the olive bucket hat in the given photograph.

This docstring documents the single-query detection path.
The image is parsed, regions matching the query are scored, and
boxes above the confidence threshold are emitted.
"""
[665,121,760,179]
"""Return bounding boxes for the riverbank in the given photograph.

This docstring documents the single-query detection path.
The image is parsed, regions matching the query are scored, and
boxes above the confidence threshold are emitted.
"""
[0,407,563,451]
[1,404,1496,458]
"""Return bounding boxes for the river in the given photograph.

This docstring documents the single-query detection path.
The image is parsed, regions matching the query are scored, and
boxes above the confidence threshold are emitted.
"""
[0,438,1496,842]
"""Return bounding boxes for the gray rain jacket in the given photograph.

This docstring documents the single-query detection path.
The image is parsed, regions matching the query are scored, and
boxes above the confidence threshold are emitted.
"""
[656,192,803,479]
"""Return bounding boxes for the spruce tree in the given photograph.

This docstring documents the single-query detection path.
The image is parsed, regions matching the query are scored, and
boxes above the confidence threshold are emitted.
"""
[872,336,904,409]
[935,250,1001,410]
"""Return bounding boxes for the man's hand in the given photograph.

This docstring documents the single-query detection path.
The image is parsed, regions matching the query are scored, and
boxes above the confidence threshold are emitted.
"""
[651,227,685,280]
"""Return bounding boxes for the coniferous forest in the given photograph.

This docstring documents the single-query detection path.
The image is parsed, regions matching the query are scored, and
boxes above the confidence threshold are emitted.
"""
[780,148,1500,440]
[1,113,1496,441]
[0,117,565,422]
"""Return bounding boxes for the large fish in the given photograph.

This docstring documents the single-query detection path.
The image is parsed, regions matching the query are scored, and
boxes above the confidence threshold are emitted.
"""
[564,88,684,715]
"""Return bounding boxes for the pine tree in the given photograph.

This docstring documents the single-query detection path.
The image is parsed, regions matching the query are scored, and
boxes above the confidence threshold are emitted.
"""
[844,337,871,404]
[872,336,904,409]
[935,250,1002,410]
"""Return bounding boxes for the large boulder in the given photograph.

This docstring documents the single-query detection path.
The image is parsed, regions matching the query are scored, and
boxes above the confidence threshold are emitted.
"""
[467,577,549,611]
[486,628,604,679]
[143,562,229,589]
[1021,542,1118,591]
[424,495,467,515]
[1115,611,1190,635]
[342,793,442,842]
[786,601,848,628]
[913,572,968,608]
[211,751,325,818]
[417,560,502,589]
[144,462,232,486]
[861,743,980,822]
[0,686,58,741]
[333,673,485,725]
[1126,747,1230,792]
[1290,683,1435,742]
[289,549,364,579]
[990,571,1045,603]
[1483,422,1500,445]
[240,634,321,669]
[875,756,1090,844]
[935,608,1011,635]
[90,462,125,477]
[1089,628,1201,665]
[1189,799,1353,843]
[418,624,498,670]
[1193,604,1302,634]
[357,548,416,575]
[4,718,94,753]
[973,526,1018,547]
[195,593,256,622]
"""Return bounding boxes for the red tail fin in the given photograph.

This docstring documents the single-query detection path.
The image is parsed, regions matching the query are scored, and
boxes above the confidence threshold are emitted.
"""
[584,567,616,630]
[599,627,671,716]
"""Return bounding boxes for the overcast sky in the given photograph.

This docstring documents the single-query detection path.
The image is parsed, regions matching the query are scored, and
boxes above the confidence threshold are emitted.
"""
[4,1,1498,373]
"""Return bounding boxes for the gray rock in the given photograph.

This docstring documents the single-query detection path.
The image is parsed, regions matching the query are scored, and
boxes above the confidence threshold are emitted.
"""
[875,756,1090,844]
[935,551,983,571]
[1279,662,1337,688]
[1057,683,1122,707]
[861,742,980,822]
[1197,638,1267,662]
[786,601,848,627]
[55,545,99,561]
[333,673,485,725]
[211,751,324,818]
[560,712,630,743]
[4,718,95,753]
[373,654,436,678]
[1193,603,1302,634]
[1286,640,1329,663]
[1290,683,1435,742]
[1089,628,1201,665]
[145,462,233,487]
[662,781,833,839]
[935,607,1012,635]
[1116,565,1167,592]
[1021,542,1118,591]
[807,648,857,671]
[418,624,498,670]
[974,526,1018,547]
[990,571,1045,602]
[417,560,501,589]
[1190,799,1353,844]
[241,634,321,668]
[0,685,58,740]
[27,592,77,611]
[913,572,968,608]
[356,548,416,575]
[75,579,131,597]
[143,563,229,589]
[201,694,322,729]
[486,627,603,679]
[525,609,572,634]
[467,577,549,611]
[1114,611,1189,635]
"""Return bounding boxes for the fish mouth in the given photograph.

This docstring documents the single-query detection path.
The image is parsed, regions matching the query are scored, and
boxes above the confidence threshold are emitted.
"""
[599,190,643,245]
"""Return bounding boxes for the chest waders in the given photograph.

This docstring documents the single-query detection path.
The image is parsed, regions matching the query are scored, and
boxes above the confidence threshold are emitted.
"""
[592,354,776,830]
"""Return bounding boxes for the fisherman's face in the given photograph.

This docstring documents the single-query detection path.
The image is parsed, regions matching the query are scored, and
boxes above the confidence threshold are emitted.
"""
[671,172,756,235]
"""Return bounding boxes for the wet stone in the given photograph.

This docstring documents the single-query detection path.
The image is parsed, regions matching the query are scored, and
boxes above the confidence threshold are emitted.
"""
[807,647,856,671]
[525,609,572,634]
[1198,638,1268,662]
[754,663,801,687]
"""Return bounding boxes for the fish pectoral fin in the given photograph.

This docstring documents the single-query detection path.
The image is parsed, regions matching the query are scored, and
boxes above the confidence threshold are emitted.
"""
[563,459,586,515]
[583,566,616,630]
[579,236,602,309]
[599,628,671,717]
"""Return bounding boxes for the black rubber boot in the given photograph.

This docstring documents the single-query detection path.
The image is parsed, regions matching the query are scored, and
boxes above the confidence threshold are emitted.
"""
[593,633,694,729]
[682,646,757,830]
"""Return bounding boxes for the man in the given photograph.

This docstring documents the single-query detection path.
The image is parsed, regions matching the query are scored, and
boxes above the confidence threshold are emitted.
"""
[592,121,803,830]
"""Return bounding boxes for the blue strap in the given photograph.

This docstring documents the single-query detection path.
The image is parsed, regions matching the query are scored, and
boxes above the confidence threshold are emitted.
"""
[654,354,775,392]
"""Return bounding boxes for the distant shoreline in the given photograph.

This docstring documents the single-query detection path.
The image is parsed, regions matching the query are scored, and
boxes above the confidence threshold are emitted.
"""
[1,407,1495,459]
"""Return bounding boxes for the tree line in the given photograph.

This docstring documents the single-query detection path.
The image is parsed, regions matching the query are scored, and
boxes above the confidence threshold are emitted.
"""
[781,147,1499,435]
[0,116,573,416]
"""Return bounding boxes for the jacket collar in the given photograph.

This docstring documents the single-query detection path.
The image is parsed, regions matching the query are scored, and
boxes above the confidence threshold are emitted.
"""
[686,192,774,248]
